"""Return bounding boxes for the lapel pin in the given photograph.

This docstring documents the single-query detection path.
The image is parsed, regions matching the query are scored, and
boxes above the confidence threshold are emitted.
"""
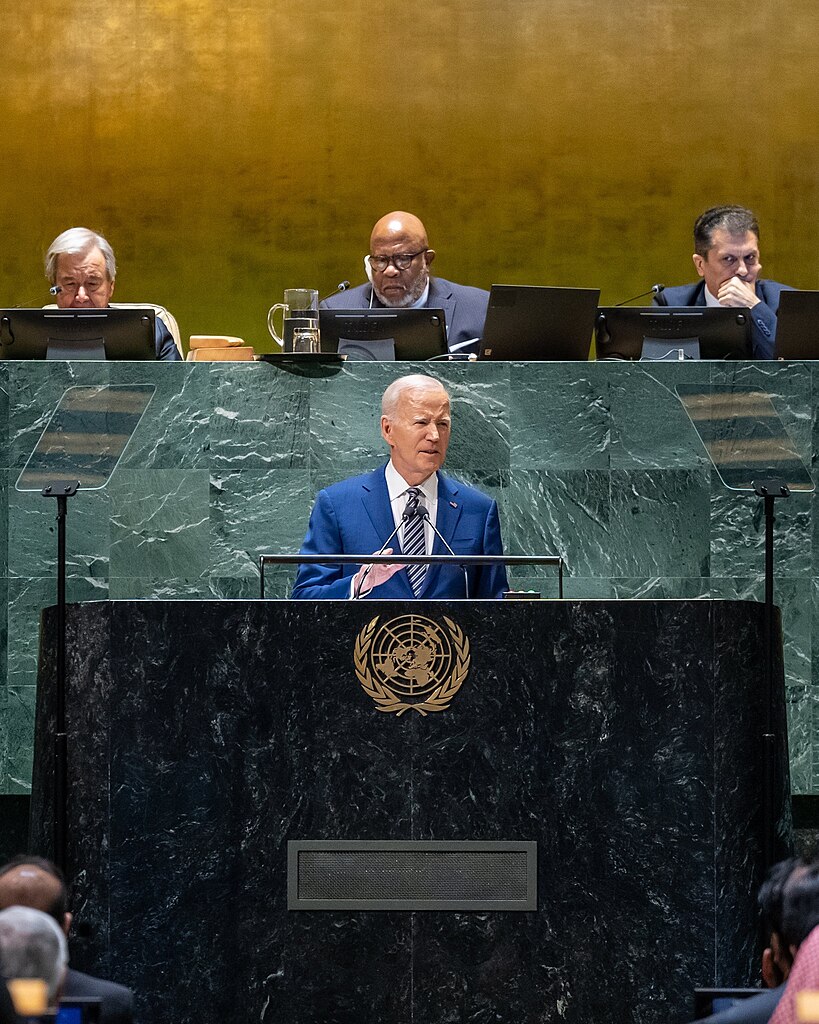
[449,501,458,508]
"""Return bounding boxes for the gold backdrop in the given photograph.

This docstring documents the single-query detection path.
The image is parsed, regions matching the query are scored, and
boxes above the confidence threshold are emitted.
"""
[3,0,818,353]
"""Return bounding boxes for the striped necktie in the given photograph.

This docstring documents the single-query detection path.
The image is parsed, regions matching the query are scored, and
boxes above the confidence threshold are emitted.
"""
[403,487,427,597]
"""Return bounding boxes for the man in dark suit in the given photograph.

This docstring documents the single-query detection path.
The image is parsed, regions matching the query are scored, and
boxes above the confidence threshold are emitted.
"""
[45,226,181,361]
[0,858,133,1024]
[292,374,508,600]
[654,205,792,359]
[321,211,489,352]
[692,856,811,1024]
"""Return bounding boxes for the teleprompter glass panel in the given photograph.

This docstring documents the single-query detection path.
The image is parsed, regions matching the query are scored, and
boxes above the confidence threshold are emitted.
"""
[676,384,813,493]
[15,385,155,492]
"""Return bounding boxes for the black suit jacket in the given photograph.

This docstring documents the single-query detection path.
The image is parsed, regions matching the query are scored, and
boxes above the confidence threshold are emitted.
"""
[63,967,134,1024]
[1,979,17,1024]
[321,276,490,351]
[654,280,792,359]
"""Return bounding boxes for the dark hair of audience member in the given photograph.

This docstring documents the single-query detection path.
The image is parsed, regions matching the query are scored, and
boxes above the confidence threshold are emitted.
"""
[781,862,819,950]
[693,205,760,257]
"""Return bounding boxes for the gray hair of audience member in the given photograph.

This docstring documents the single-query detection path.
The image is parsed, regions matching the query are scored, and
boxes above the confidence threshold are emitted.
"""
[45,227,117,284]
[693,205,760,258]
[781,862,819,950]
[382,375,449,419]
[0,905,68,1003]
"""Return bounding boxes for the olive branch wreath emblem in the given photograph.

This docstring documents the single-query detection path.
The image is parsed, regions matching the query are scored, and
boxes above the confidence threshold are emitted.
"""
[353,615,471,717]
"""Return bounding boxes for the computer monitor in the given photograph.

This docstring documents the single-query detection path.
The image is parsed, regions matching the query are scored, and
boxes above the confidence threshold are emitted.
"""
[774,289,819,358]
[595,306,752,360]
[0,307,157,360]
[318,308,448,360]
[479,285,600,360]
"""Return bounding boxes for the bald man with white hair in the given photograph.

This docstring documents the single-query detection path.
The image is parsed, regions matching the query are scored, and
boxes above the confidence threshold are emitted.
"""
[320,211,490,352]
[0,905,68,1010]
[293,374,508,599]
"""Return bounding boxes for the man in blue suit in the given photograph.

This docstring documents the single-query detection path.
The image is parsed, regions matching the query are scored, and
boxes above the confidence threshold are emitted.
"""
[292,374,508,600]
[654,205,792,359]
[320,212,489,353]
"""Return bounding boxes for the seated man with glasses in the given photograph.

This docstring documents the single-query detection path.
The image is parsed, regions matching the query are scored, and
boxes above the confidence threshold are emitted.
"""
[45,226,181,360]
[320,211,490,353]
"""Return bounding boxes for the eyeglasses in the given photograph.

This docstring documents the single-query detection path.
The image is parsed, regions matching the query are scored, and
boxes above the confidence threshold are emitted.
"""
[367,250,429,273]
[55,277,108,294]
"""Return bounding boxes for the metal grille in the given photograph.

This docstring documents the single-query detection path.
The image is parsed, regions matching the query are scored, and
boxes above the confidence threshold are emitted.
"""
[288,840,536,911]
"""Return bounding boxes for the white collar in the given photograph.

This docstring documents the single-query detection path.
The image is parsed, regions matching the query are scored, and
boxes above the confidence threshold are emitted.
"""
[384,460,438,505]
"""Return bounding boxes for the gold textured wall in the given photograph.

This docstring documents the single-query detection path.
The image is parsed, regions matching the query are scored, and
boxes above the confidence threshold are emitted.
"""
[2,0,818,353]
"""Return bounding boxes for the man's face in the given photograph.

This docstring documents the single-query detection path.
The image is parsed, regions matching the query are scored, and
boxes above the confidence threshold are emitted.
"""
[381,386,451,485]
[693,229,761,297]
[54,247,114,309]
[370,228,434,308]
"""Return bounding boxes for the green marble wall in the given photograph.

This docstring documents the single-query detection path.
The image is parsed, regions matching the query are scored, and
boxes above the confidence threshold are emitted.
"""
[1,360,816,793]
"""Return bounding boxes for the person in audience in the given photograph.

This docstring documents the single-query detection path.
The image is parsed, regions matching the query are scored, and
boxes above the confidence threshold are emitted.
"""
[45,226,181,360]
[768,862,819,1024]
[0,906,68,1012]
[0,857,133,1024]
[320,211,490,352]
[292,374,508,600]
[1,977,18,1024]
[694,856,809,1024]
[654,205,793,359]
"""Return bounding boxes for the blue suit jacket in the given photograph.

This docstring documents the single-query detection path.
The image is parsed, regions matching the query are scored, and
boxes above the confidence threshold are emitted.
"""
[292,465,508,600]
[654,280,793,360]
[63,967,134,1024]
[321,277,490,352]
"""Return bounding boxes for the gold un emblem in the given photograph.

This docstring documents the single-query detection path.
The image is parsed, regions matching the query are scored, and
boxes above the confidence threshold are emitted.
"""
[354,614,471,717]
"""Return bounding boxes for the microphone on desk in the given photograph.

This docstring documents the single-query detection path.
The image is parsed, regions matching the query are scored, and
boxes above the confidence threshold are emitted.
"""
[615,283,665,306]
[319,280,351,303]
[414,505,470,599]
[353,496,419,600]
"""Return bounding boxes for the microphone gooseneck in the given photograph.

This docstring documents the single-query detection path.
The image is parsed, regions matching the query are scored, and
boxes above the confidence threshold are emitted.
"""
[353,496,419,600]
[49,285,63,296]
[415,505,469,599]
[614,283,665,307]
[319,280,352,303]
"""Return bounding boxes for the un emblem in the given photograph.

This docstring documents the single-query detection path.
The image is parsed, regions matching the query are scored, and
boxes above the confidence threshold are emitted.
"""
[353,614,471,717]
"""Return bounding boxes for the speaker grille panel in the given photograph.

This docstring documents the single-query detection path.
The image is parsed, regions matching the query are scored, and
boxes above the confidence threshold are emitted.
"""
[288,840,536,911]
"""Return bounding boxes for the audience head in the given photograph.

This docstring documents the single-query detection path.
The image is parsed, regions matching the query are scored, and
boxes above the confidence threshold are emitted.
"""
[381,375,451,485]
[782,861,819,954]
[367,211,435,309]
[45,226,116,309]
[0,858,70,936]
[691,205,762,298]
[759,856,809,986]
[0,906,68,1006]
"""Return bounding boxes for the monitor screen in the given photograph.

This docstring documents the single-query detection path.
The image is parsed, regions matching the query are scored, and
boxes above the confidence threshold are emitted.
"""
[318,308,448,361]
[595,306,752,360]
[0,307,156,360]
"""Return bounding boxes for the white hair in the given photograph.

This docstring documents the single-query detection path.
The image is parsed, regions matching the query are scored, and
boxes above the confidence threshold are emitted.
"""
[0,905,68,1002]
[45,227,117,284]
[381,375,449,419]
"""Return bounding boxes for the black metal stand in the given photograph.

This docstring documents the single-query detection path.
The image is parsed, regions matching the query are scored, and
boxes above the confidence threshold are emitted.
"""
[41,480,79,875]
[753,478,790,869]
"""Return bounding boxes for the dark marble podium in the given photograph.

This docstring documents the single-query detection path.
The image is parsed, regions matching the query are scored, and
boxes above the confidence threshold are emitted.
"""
[32,598,790,1024]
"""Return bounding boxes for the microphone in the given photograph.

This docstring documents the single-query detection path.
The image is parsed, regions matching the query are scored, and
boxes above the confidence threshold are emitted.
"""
[353,496,419,600]
[319,280,351,303]
[615,284,664,306]
[49,285,63,296]
[414,505,470,599]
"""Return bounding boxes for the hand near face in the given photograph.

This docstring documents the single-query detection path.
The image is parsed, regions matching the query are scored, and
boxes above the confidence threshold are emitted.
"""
[352,548,405,597]
[717,275,761,309]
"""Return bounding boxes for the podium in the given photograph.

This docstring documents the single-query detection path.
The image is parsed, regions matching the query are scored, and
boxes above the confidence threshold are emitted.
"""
[31,598,790,1024]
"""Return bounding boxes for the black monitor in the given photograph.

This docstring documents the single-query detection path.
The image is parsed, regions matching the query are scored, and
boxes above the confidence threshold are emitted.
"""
[479,284,600,360]
[595,306,752,360]
[0,307,156,360]
[318,308,448,360]
[774,289,819,358]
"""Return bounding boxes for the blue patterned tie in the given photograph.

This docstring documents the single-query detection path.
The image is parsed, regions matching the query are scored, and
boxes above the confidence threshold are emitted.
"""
[403,487,427,597]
